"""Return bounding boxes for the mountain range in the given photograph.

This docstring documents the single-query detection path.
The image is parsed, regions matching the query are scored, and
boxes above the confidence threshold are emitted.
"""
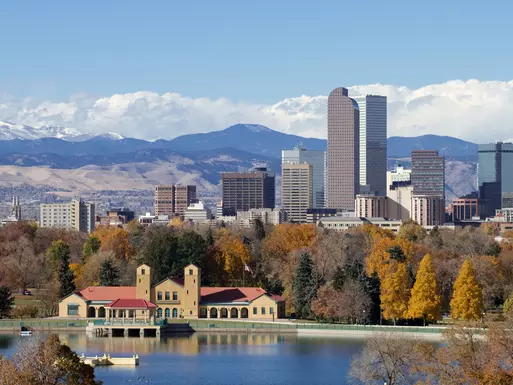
[0,122,478,201]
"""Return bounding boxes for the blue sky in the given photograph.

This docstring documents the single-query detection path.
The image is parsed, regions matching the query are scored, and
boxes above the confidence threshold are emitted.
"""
[1,0,512,103]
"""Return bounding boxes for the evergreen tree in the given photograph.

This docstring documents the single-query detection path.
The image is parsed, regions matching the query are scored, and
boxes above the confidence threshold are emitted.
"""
[292,252,317,319]
[82,235,101,260]
[387,245,406,263]
[49,240,76,299]
[205,228,214,247]
[99,258,120,286]
[253,218,266,241]
[408,254,441,325]
[0,286,13,318]
[450,259,484,321]
[380,263,410,325]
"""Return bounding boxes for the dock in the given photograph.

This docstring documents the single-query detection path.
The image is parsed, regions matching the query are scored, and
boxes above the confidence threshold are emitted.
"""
[86,320,192,338]
[79,353,139,366]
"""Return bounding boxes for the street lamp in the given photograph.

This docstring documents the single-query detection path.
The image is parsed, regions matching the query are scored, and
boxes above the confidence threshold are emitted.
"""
[362,310,366,326]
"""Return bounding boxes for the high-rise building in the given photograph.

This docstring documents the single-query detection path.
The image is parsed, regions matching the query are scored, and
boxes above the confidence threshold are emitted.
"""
[386,164,411,191]
[40,199,95,233]
[281,163,313,223]
[411,195,445,226]
[387,182,414,221]
[478,142,513,218]
[221,165,275,216]
[326,87,360,211]
[411,150,445,197]
[352,95,387,196]
[154,185,197,216]
[355,194,388,218]
[282,145,325,208]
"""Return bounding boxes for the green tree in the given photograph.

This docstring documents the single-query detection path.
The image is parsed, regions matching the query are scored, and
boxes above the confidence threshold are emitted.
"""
[98,258,120,286]
[82,235,101,260]
[139,229,179,283]
[408,254,441,325]
[292,252,318,319]
[205,228,214,246]
[450,259,484,321]
[253,218,266,240]
[0,286,14,318]
[48,241,76,299]
[387,245,406,263]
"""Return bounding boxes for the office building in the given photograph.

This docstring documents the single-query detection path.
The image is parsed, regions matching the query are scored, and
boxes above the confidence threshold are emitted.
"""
[326,87,360,211]
[154,185,197,216]
[478,142,513,218]
[411,150,445,197]
[387,165,411,191]
[40,199,95,233]
[355,194,388,218]
[95,207,135,227]
[282,145,325,208]
[221,165,275,216]
[352,95,387,196]
[184,201,212,222]
[452,196,479,221]
[236,208,287,226]
[387,182,414,221]
[318,216,402,233]
[411,195,445,226]
[281,163,313,223]
[496,208,513,223]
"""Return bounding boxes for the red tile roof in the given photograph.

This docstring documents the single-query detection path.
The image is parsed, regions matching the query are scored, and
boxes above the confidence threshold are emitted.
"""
[78,286,136,301]
[200,287,284,304]
[106,299,157,309]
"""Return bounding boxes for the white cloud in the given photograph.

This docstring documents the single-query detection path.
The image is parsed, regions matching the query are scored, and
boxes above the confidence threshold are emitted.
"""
[1,79,513,143]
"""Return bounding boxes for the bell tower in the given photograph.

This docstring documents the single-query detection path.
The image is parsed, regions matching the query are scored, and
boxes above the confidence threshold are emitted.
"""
[136,264,152,301]
[183,264,201,318]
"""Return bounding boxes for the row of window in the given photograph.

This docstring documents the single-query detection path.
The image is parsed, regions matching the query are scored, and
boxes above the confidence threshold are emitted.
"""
[157,291,178,301]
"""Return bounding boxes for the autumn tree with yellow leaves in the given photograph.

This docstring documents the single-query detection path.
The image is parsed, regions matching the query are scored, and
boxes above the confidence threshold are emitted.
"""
[408,254,440,325]
[380,262,410,325]
[450,259,484,321]
[93,226,135,261]
[216,229,252,283]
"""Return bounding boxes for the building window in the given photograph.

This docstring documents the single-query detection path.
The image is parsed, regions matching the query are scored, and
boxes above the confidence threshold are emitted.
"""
[189,269,193,275]
[270,307,274,314]
[165,291,170,301]
[67,304,79,316]
[157,291,162,301]
[253,307,257,315]
[141,269,145,275]
[261,307,266,315]
[172,291,178,301]
[165,308,170,318]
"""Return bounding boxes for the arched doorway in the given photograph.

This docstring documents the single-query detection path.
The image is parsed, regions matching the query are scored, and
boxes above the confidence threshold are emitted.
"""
[230,308,238,318]
[172,308,178,318]
[157,308,163,318]
[241,308,248,318]
[200,308,207,318]
[98,307,106,318]
[220,308,228,318]
[88,307,96,318]
[210,308,218,318]
[165,308,170,318]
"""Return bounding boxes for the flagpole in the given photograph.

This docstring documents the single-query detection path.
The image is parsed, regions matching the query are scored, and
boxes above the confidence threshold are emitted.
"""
[243,264,245,287]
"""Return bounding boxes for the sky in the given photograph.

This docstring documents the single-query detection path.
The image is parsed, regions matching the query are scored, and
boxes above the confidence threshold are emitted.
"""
[1,0,513,142]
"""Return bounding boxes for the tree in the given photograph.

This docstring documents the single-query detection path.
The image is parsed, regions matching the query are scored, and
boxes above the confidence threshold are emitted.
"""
[93,227,135,261]
[98,258,120,286]
[253,218,266,241]
[504,292,513,314]
[292,252,317,319]
[82,235,101,260]
[205,228,214,247]
[348,333,420,385]
[408,254,441,325]
[0,286,13,318]
[397,220,427,242]
[216,229,251,283]
[380,263,410,325]
[450,259,484,321]
[0,334,102,385]
[48,241,76,299]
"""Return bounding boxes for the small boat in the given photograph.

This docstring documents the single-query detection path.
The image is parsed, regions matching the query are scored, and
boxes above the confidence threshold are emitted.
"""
[20,326,32,336]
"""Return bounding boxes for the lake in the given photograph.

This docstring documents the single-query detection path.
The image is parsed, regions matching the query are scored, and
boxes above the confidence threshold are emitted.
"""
[0,332,365,385]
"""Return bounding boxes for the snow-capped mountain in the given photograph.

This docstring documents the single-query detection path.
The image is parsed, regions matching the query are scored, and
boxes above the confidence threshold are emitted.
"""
[0,121,124,141]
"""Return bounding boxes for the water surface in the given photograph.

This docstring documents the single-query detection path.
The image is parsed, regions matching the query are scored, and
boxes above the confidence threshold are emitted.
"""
[0,332,364,385]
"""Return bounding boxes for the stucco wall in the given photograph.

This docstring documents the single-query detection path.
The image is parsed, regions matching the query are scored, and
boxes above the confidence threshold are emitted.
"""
[58,294,88,318]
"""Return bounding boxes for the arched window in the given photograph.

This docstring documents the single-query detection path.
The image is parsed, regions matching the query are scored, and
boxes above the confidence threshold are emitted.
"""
[172,308,178,318]
[88,307,96,318]
[98,307,106,318]
[200,308,207,318]
[220,308,228,319]
[165,308,170,318]
[230,308,238,318]
[157,308,163,318]
[210,308,218,318]
[241,308,249,318]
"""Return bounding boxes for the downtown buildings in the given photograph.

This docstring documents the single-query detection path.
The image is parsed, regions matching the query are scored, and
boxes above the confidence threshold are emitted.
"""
[40,199,95,233]
[281,162,313,223]
[154,185,197,217]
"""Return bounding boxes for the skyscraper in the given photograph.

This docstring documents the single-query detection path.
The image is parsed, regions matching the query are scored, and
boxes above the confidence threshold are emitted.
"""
[281,162,313,223]
[282,145,325,208]
[411,150,445,197]
[154,185,197,216]
[478,142,513,218]
[326,87,360,211]
[221,165,275,216]
[352,95,387,196]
